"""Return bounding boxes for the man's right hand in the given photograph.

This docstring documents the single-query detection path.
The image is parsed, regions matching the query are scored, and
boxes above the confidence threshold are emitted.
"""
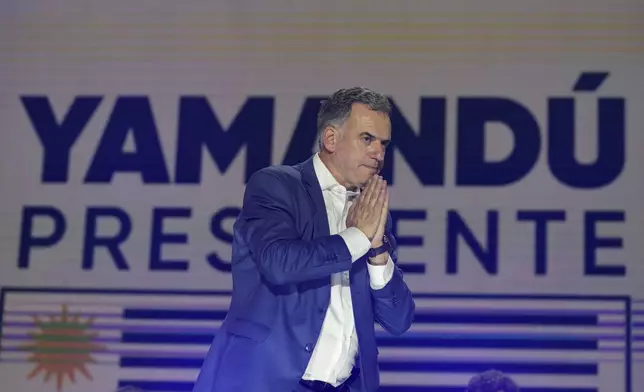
[346,175,387,240]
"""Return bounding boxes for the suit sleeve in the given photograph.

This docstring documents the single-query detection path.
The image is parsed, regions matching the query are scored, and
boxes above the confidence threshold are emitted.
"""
[371,214,416,335]
[234,169,354,285]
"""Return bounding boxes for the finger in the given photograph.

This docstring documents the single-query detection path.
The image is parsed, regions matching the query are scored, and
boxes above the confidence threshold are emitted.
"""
[356,176,372,205]
[347,200,355,214]
[347,200,358,219]
[362,175,379,205]
[368,177,385,210]
[374,178,387,211]
[380,186,389,219]
[364,175,380,205]
[376,189,388,236]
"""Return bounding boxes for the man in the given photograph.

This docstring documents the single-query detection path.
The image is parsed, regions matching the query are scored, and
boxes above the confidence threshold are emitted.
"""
[191,87,415,392]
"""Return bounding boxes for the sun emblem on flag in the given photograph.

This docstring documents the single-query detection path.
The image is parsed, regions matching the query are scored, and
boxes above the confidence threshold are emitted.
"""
[21,304,106,392]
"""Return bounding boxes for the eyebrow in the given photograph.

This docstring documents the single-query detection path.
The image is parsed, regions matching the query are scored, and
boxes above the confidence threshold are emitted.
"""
[360,132,391,146]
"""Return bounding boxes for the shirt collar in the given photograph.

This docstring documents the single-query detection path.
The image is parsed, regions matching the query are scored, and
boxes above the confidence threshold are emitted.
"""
[312,153,359,197]
[313,153,341,191]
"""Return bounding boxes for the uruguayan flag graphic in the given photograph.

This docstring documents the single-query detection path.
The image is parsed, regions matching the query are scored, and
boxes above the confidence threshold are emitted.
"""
[0,288,636,392]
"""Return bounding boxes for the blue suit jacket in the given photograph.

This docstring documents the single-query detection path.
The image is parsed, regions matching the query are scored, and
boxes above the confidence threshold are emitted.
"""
[192,156,415,392]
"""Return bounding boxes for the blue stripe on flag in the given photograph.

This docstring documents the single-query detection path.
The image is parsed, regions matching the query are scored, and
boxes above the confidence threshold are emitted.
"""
[376,336,597,349]
[118,380,192,391]
[117,381,597,392]
[120,356,204,368]
[378,361,598,374]
[118,356,597,375]
[123,309,227,320]
[120,332,598,349]
[121,332,214,344]
[121,308,598,325]
[412,313,598,326]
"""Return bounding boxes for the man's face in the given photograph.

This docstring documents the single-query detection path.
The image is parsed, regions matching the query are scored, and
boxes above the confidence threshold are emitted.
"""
[332,103,391,188]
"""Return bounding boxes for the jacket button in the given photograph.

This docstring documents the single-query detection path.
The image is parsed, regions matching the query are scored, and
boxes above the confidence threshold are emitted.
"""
[305,343,313,352]
[317,307,325,314]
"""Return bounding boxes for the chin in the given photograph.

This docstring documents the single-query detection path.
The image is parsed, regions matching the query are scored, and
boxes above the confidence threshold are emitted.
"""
[356,177,371,188]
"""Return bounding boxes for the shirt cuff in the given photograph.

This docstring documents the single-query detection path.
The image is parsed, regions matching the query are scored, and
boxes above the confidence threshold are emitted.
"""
[338,227,371,262]
[367,256,395,290]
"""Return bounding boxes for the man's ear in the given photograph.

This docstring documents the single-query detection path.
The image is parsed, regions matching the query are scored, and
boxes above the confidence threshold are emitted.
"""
[321,126,339,152]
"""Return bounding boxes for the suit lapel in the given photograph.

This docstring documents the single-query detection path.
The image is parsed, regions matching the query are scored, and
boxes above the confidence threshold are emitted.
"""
[299,156,368,290]
[299,156,330,238]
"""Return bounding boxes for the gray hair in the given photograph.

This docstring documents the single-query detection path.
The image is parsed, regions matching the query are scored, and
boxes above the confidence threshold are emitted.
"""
[315,86,392,150]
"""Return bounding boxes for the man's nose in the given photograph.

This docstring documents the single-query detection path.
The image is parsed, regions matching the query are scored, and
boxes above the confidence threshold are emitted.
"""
[370,141,386,161]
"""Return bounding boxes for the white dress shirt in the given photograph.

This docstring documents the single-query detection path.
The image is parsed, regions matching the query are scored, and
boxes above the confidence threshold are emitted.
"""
[302,153,395,386]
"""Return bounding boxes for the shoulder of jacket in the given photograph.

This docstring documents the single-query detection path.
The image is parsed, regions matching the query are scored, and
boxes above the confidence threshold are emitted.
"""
[248,164,301,185]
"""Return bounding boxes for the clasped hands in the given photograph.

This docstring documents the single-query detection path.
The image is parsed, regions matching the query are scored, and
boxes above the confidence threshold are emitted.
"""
[346,175,389,263]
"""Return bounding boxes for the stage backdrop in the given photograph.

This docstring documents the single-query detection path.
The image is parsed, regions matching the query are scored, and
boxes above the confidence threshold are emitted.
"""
[1,1,643,391]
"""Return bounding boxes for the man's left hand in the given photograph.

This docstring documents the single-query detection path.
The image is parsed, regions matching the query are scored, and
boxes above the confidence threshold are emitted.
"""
[368,184,389,265]
[371,182,388,247]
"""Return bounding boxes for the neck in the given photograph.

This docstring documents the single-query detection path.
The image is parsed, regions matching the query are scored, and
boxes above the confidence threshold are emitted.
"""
[318,151,352,189]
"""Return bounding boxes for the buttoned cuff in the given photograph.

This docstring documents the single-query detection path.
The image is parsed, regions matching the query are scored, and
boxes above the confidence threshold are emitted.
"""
[367,256,394,290]
[338,227,371,262]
